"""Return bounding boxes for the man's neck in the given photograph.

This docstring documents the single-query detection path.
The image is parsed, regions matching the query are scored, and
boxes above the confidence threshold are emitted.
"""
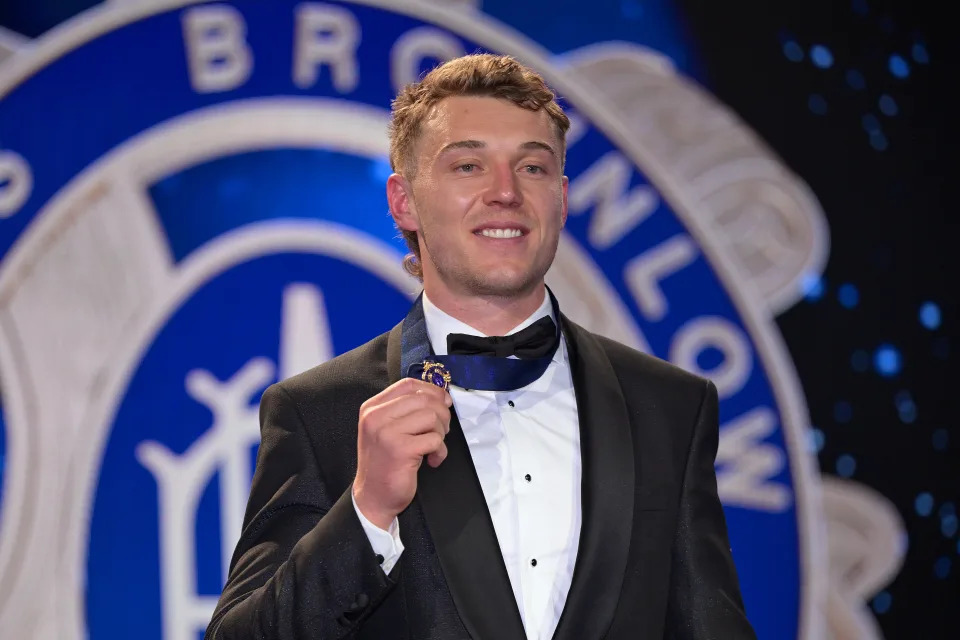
[422,282,547,336]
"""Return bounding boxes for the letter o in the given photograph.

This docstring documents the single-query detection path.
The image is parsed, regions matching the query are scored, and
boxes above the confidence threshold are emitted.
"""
[669,316,753,400]
[391,27,465,93]
[0,151,33,218]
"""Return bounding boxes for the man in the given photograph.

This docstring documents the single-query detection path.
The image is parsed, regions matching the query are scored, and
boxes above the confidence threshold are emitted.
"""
[206,53,756,640]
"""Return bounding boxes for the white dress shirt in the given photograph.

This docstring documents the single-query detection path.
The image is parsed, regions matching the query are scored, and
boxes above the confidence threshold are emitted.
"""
[353,290,582,640]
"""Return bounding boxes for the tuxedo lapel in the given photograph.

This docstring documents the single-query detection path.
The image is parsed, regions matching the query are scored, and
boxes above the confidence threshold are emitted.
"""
[552,317,635,640]
[387,324,527,640]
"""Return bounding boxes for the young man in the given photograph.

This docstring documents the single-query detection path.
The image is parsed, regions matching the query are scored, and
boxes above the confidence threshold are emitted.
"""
[206,54,756,640]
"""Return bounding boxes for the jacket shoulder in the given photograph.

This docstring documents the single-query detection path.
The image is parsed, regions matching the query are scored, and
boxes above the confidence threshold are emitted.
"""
[263,327,396,435]
[279,328,393,398]
[590,330,710,399]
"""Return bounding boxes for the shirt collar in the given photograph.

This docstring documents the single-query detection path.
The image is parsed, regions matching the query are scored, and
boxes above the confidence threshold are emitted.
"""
[421,289,561,363]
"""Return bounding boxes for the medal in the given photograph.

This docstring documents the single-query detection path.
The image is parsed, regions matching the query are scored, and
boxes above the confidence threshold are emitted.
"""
[420,361,451,391]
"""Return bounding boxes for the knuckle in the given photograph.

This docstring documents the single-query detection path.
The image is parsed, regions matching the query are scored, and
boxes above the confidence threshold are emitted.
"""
[409,392,427,408]
[359,409,380,433]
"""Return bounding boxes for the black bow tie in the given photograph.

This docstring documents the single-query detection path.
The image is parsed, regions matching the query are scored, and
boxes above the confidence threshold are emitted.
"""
[446,316,558,359]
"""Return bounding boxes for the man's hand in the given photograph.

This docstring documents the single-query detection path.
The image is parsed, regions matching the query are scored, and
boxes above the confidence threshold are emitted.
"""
[353,378,452,530]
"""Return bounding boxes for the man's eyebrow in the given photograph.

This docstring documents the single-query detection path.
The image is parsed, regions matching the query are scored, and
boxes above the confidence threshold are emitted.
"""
[437,140,557,157]
[437,140,485,156]
[519,140,557,157]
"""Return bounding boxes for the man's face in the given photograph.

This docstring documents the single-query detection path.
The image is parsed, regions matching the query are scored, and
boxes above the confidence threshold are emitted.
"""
[391,95,568,299]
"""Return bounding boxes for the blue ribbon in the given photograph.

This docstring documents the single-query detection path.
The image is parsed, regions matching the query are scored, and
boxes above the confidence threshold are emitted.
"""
[401,289,562,392]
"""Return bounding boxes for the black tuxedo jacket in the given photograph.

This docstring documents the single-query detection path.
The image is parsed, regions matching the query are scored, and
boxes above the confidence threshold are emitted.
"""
[206,315,757,639]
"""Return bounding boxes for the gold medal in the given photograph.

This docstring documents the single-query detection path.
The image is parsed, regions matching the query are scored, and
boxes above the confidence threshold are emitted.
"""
[420,361,451,391]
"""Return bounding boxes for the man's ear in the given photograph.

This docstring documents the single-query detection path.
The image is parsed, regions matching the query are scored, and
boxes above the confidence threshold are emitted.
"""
[387,173,419,232]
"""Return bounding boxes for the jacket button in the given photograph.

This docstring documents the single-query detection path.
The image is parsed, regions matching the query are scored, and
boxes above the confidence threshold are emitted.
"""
[352,593,369,609]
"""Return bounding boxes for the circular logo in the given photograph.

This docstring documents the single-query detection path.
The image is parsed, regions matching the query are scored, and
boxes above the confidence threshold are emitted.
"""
[0,2,827,638]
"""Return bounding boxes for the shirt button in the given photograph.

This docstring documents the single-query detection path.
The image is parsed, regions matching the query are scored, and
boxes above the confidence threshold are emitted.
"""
[524,474,532,482]
[507,400,515,408]
[530,558,538,567]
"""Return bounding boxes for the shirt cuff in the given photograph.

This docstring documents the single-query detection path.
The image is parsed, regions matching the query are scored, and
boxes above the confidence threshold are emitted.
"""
[351,490,404,574]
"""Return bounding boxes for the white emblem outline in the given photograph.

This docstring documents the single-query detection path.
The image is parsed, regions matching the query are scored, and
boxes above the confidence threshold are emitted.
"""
[0,2,828,638]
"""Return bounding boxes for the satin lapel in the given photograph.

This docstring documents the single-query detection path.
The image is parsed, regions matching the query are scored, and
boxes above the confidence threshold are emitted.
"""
[387,323,527,640]
[552,317,635,640]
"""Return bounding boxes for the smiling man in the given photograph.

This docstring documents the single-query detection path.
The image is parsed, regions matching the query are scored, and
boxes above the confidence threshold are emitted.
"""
[206,54,757,640]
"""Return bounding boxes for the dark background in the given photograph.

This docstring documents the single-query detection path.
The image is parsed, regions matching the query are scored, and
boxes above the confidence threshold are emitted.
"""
[2,0,956,637]
[676,1,958,636]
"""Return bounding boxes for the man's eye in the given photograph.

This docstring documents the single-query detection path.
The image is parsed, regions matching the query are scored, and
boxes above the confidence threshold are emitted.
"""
[456,163,477,173]
[523,165,544,174]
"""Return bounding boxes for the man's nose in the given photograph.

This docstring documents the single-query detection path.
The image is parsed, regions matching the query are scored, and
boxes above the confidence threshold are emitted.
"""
[482,164,523,208]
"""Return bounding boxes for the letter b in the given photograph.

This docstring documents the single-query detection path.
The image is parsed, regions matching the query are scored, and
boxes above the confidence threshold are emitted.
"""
[182,5,253,93]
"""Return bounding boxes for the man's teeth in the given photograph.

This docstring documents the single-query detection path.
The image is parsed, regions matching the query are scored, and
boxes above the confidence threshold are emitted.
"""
[479,228,523,238]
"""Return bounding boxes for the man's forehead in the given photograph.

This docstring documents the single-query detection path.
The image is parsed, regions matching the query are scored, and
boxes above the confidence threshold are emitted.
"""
[424,97,553,134]
[420,96,558,150]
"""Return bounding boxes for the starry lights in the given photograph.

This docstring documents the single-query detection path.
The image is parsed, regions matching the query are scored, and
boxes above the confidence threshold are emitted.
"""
[926,500,958,580]
[837,283,859,309]
[911,492,957,580]
[807,427,826,454]
[931,429,949,452]
[797,261,955,601]
[810,44,834,69]
[873,344,902,377]
[773,0,956,630]
[797,279,953,389]
[872,590,893,614]
[878,94,898,116]
[806,280,949,399]
[780,7,929,154]
[894,390,917,424]
[919,302,941,330]
[836,453,857,478]
[845,68,867,90]
[888,54,910,79]
[934,557,951,580]
[799,273,953,478]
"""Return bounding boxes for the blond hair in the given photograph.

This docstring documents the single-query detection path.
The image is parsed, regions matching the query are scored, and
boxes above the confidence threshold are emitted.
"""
[388,53,570,279]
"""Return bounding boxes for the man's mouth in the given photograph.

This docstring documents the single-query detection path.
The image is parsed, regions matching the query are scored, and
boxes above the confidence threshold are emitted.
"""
[476,228,525,239]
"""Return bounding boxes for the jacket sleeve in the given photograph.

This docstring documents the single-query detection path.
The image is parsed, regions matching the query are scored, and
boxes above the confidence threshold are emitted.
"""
[205,382,399,639]
[665,380,758,640]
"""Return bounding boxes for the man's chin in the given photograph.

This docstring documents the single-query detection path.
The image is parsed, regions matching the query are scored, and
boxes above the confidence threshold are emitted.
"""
[463,269,543,298]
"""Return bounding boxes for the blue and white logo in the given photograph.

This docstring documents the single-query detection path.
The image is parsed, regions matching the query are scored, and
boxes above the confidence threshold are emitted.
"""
[1,1,904,638]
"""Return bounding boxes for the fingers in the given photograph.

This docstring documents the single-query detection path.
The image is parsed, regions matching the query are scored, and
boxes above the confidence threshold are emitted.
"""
[374,409,448,446]
[385,393,450,427]
[363,404,448,468]
[373,377,452,406]
[426,441,449,468]
[363,389,451,436]
[410,431,447,462]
